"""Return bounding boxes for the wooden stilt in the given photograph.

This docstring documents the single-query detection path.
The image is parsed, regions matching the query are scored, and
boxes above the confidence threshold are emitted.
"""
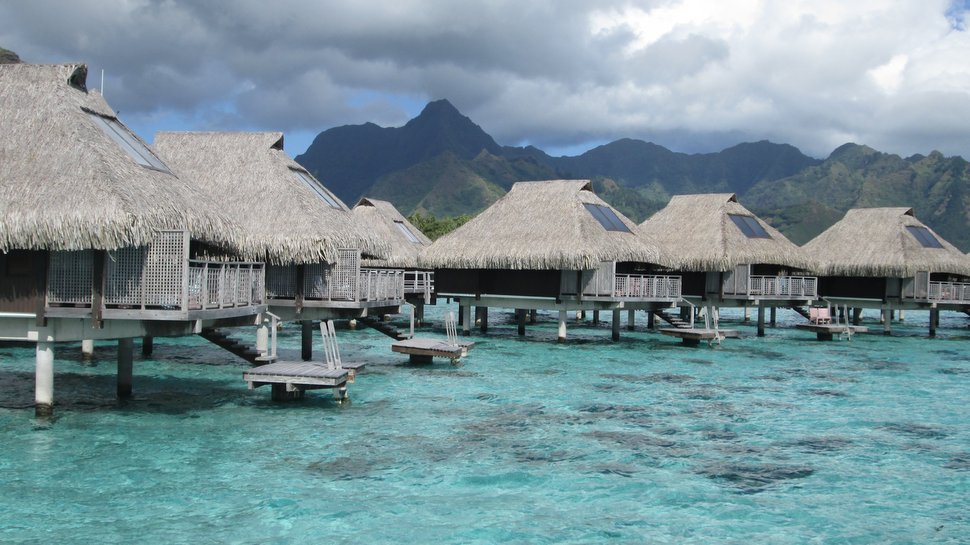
[592,310,600,324]
[117,338,133,399]
[769,306,777,327]
[647,311,655,329]
[256,322,269,355]
[744,305,751,323]
[479,306,488,333]
[883,308,892,335]
[627,308,636,331]
[529,309,537,324]
[141,336,153,356]
[517,309,526,336]
[301,320,313,361]
[35,341,54,417]
[929,308,938,337]
[852,308,862,326]
[757,303,766,337]
[558,309,567,342]
[612,310,621,341]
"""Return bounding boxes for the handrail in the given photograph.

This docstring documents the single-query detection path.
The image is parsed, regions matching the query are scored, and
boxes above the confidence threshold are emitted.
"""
[611,274,682,300]
[747,275,817,298]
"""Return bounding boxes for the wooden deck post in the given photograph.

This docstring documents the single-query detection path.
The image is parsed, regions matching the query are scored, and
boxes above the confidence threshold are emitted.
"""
[35,341,54,417]
[478,306,488,333]
[612,310,621,341]
[898,309,905,322]
[757,302,766,337]
[882,308,892,335]
[744,305,751,323]
[117,338,133,399]
[852,308,862,326]
[142,336,154,356]
[301,320,313,361]
[558,309,568,342]
[415,302,425,326]
[530,309,537,323]
[627,308,636,331]
[769,306,777,327]
[929,308,938,337]
[592,310,600,324]
[81,339,94,361]
[647,311,655,329]
[516,309,526,336]
[461,304,471,336]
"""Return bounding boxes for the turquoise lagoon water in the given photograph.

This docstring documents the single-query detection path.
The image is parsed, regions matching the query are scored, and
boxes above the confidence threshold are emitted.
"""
[1,305,968,544]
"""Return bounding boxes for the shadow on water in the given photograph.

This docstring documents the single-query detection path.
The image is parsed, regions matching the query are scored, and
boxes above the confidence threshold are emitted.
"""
[694,461,815,494]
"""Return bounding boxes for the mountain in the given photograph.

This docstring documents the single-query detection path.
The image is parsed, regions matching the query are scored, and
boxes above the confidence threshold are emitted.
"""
[296,99,503,204]
[0,47,22,64]
[297,101,970,251]
[743,144,970,248]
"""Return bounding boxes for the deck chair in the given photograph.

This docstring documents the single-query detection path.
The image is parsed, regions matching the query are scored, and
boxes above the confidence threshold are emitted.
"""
[809,307,831,325]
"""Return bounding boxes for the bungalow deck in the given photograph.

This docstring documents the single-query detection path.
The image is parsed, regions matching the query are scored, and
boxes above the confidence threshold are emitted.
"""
[391,338,475,364]
[243,361,351,401]
[659,327,740,346]
[795,323,869,341]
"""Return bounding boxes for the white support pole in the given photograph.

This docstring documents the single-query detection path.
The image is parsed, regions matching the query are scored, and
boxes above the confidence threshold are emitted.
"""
[558,309,568,342]
[461,304,472,337]
[81,339,94,360]
[117,338,133,399]
[256,321,269,355]
[35,341,54,417]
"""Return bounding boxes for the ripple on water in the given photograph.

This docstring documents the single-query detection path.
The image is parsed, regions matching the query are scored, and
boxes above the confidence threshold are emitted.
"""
[695,461,815,494]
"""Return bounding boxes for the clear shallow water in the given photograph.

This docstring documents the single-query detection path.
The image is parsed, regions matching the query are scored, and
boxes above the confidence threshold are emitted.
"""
[1,306,968,544]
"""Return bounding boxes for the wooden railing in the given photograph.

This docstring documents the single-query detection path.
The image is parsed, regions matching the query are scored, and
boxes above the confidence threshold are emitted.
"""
[927,281,970,303]
[188,261,265,310]
[747,275,817,298]
[404,271,434,300]
[358,269,405,302]
[613,274,682,300]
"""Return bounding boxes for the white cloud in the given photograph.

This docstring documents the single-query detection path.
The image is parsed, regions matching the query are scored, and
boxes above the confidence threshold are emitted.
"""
[1,0,969,158]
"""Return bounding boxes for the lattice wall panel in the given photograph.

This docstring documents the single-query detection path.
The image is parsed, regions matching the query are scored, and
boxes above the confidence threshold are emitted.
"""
[144,231,185,307]
[332,249,360,300]
[105,246,146,306]
[267,265,296,298]
[304,263,330,299]
[47,250,93,305]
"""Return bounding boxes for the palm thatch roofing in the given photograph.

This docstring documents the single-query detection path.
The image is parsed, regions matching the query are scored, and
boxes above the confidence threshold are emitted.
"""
[802,207,970,277]
[154,131,389,265]
[352,197,431,268]
[0,63,247,254]
[418,180,668,270]
[638,193,808,272]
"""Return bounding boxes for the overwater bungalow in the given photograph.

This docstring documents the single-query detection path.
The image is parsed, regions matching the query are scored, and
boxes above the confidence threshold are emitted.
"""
[801,207,970,336]
[154,132,403,358]
[639,194,816,336]
[0,64,266,414]
[419,180,681,341]
[351,197,435,313]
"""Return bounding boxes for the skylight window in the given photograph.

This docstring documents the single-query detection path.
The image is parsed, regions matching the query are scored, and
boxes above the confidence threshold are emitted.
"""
[394,220,421,243]
[729,214,771,239]
[906,225,944,248]
[584,203,631,233]
[87,112,171,173]
[292,169,341,209]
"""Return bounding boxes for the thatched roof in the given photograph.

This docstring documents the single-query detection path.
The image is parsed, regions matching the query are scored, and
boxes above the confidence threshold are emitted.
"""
[154,131,389,265]
[418,180,667,270]
[802,207,970,277]
[638,193,808,272]
[352,198,431,268]
[0,63,246,253]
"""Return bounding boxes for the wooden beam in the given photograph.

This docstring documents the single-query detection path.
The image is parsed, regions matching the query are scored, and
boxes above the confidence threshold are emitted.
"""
[92,250,106,329]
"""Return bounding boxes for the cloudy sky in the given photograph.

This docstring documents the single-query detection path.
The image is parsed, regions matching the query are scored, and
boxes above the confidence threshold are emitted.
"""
[2,0,969,159]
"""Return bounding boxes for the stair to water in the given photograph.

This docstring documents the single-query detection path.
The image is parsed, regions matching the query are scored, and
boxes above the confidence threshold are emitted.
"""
[359,316,412,341]
[789,306,812,321]
[200,328,277,365]
[652,309,693,329]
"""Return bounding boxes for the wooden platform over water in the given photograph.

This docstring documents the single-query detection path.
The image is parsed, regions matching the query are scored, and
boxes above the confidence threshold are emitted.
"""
[659,328,740,346]
[243,361,350,400]
[796,324,868,340]
[391,338,475,363]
